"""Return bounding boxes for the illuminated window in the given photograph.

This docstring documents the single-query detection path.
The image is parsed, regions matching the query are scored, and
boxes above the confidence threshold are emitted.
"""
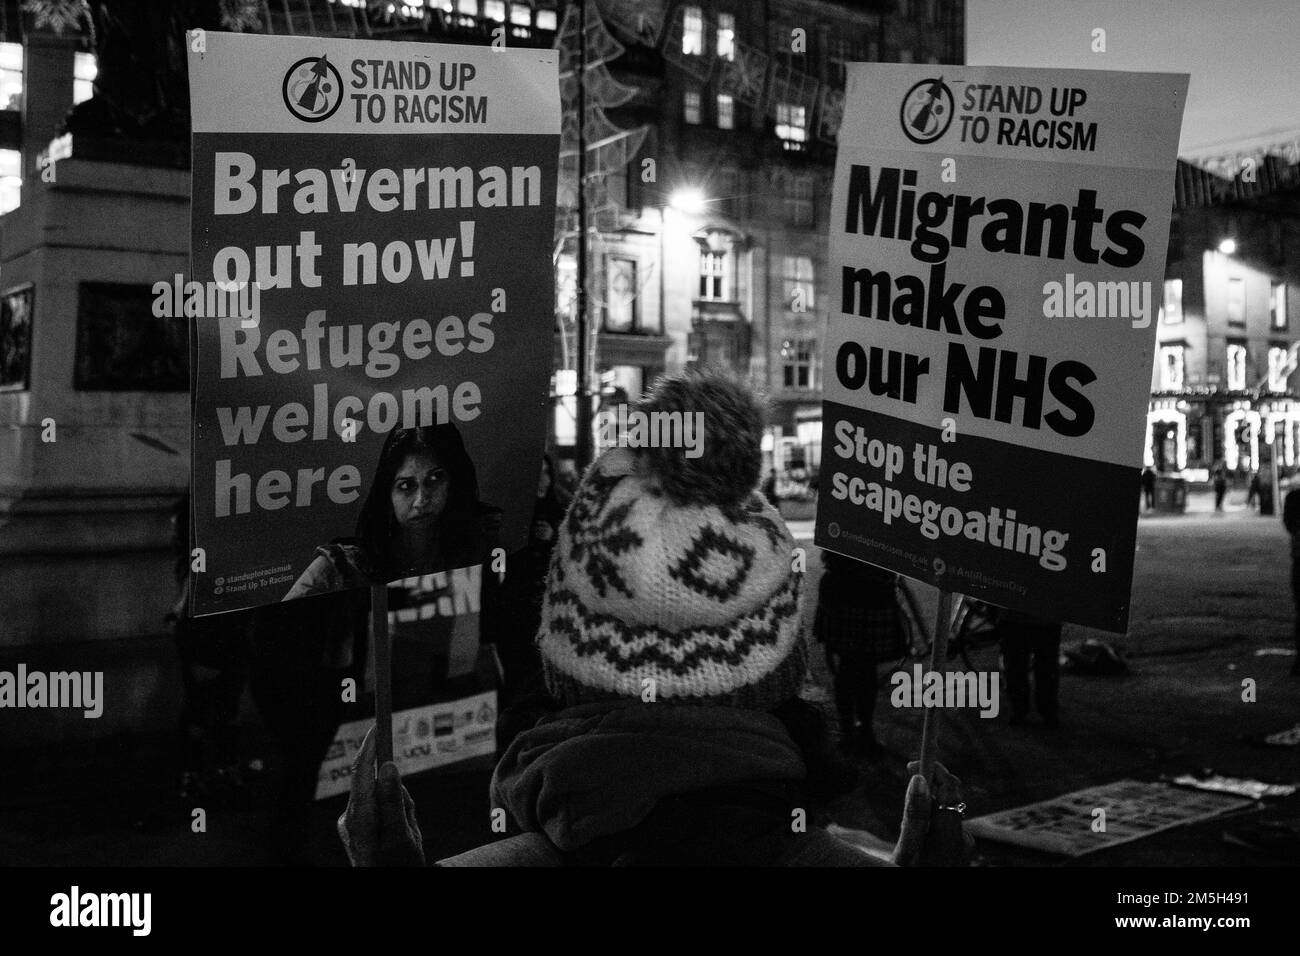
[1268,345,1290,391]
[716,94,734,130]
[783,255,814,311]
[430,0,454,11]
[717,13,735,60]
[699,250,728,301]
[604,257,637,333]
[776,102,807,150]
[1161,278,1183,324]
[0,43,21,111]
[782,338,816,389]
[1159,345,1184,390]
[456,0,477,13]
[684,89,701,125]
[1226,276,1245,326]
[0,148,20,215]
[535,7,556,30]
[1272,282,1288,330]
[73,52,97,105]
[509,2,531,25]
[483,0,505,21]
[682,6,704,55]
[1226,342,1247,390]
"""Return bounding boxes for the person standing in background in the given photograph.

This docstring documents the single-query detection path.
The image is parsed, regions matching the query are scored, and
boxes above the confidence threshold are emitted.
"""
[1141,466,1156,511]
[1211,459,1228,512]
[814,551,905,754]
[1247,471,1262,511]
[1283,480,1300,676]
[999,609,1063,726]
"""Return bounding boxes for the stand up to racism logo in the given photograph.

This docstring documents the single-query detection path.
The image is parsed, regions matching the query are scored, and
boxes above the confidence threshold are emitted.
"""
[283,54,344,122]
[899,76,953,144]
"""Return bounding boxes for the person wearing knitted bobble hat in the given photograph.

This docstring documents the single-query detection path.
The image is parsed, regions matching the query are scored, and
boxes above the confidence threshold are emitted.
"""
[338,369,972,866]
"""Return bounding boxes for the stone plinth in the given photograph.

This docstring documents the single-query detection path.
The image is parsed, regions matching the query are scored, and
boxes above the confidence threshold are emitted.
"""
[1,155,190,742]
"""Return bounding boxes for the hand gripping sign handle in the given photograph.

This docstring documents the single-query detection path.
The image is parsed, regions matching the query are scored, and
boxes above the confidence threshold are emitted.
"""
[917,588,954,780]
[370,583,394,765]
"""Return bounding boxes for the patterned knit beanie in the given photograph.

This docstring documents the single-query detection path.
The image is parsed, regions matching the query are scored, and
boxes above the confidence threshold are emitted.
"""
[538,370,806,711]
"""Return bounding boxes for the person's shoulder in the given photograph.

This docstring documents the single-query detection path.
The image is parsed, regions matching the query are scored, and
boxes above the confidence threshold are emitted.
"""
[1284,488,1300,518]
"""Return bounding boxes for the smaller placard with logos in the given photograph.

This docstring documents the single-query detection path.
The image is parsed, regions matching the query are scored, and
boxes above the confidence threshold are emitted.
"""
[315,689,497,800]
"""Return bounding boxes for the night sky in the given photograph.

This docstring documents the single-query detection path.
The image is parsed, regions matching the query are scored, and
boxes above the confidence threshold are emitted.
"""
[967,0,1300,156]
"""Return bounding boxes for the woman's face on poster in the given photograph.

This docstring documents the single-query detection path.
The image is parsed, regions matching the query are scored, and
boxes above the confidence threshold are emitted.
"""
[391,450,449,530]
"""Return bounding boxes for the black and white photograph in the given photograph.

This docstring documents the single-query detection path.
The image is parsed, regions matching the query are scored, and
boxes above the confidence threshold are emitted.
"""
[0,0,1295,939]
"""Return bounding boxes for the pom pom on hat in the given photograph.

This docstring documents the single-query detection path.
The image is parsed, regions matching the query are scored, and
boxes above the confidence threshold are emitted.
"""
[633,368,765,509]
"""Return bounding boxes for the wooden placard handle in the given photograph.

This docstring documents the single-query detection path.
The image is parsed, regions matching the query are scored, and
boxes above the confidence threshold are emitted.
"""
[370,583,393,766]
[917,588,954,780]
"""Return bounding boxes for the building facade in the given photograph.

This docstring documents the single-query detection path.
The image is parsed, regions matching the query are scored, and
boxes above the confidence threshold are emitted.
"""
[561,0,965,490]
[1148,157,1300,479]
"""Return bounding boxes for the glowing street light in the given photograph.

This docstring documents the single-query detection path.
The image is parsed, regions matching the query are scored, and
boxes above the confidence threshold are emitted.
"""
[1218,238,1237,255]
[670,187,706,215]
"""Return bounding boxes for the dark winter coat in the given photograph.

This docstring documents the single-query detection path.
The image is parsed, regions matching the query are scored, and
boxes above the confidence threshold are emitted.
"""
[814,557,905,662]
[435,699,882,866]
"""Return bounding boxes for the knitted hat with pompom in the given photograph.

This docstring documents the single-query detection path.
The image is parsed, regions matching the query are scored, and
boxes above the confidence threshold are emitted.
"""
[537,370,806,711]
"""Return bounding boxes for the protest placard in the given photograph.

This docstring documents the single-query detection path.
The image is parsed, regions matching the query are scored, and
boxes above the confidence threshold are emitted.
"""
[816,65,1188,632]
[186,33,560,616]
[316,689,498,800]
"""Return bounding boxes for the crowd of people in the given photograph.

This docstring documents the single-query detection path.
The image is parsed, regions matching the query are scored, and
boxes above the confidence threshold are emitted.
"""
[335,371,969,866]
[163,368,1298,867]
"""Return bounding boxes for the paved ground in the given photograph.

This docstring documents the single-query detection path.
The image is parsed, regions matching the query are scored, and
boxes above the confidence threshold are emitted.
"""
[1,487,1296,866]
[798,486,1300,866]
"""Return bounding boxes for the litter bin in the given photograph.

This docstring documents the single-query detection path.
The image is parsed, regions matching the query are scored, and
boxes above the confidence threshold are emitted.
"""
[1153,475,1187,513]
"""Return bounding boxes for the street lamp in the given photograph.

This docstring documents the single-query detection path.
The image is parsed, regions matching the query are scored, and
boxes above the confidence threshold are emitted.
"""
[1218,237,1237,255]
[670,187,706,215]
